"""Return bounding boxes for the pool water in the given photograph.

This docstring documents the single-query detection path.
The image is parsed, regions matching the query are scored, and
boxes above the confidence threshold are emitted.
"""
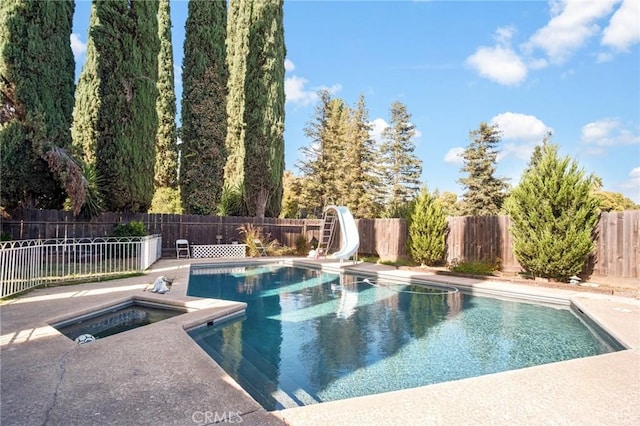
[187,264,619,411]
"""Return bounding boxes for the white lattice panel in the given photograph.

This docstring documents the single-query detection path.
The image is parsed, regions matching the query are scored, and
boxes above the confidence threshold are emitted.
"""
[192,244,246,259]
[190,267,247,275]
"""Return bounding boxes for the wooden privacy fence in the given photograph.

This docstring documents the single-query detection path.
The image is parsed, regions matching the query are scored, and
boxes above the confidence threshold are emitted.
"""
[446,215,520,271]
[445,211,639,278]
[0,210,407,260]
[2,209,637,278]
[592,210,639,278]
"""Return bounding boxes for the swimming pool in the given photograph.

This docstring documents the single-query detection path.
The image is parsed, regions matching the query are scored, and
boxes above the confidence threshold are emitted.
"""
[187,263,620,411]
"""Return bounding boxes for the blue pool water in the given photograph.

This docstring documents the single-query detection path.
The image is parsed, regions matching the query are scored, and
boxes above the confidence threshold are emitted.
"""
[187,264,619,411]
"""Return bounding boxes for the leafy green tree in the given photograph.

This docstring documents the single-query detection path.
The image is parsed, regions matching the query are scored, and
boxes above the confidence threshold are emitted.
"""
[592,191,639,212]
[154,0,178,190]
[408,188,448,265]
[507,143,600,280]
[149,187,182,214]
[458,122,508,216]
[436,191,461,216]
[280,170,302,218]
[1,0,85,213]
[180,0,228,215]
[379,101,422,217]
[73,0,160,213]
[243,0,285,218]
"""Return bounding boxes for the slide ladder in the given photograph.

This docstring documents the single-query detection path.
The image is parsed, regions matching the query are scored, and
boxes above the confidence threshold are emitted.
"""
[317,209,337,258]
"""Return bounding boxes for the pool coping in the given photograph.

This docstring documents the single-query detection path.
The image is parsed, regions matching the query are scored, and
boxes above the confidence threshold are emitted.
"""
[1,257,638,425]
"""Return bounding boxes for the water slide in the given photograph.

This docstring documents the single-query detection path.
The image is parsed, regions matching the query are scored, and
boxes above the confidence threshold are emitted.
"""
[325,205,360,261]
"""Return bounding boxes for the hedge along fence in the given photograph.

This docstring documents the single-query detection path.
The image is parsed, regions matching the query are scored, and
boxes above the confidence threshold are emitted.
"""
[2,209,637,278]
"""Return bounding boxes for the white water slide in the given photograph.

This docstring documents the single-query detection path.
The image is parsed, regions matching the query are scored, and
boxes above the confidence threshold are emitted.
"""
[325,205,360,261]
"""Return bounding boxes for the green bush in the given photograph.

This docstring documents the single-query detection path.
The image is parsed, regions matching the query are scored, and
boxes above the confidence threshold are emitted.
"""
[408,188,448,266]
[237,223,278,257]
[112,220,148,237]
[449,258,500,276]
[294,235,310,256]
[149,187,183,214]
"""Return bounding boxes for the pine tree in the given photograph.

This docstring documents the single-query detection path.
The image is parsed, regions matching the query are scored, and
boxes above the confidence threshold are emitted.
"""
[342,95,381,218]
[507,143,600,280]
[297,90,347,217]
[1,0,82,212]
[154,0,178,189]
[408,188,448,266]
[180,0,228,215]
[243,0,285,218]
[73,0,160,212]
[379,101,422,217]
[458,122,508,216]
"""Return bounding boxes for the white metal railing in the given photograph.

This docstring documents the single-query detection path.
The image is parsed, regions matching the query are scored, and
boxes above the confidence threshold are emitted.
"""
[0,235,162,299]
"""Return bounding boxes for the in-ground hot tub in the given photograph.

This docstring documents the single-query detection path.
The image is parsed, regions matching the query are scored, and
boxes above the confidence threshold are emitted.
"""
[52,299,187,343]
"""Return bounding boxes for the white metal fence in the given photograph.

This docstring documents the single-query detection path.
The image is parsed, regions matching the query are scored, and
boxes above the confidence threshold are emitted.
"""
[0,235,162,299]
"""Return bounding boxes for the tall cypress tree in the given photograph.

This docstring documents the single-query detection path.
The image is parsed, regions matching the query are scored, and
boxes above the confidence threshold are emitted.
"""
[226,0,285,218]
[224,0,250,196]
[379,101,422,217]
[260,0,285,218]
[154,0,178,189]
[72,2,100,167]
[1,0,82,211]
[180,0,228,215]
[458,122,508,216]
[73,0,160,212]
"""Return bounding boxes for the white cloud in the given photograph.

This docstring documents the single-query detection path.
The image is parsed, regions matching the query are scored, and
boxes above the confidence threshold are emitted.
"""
[70,33,87,59]
[619,167,640,204]
[491,112,552,142]
[596,51,615,62]
[467,26,528,86]
[466,45,527,86]
[285,75,342,107]
[173,64,182,89]
[444,147,465,164]
[369,118,389,143]
[284,58,295,72]
[369,119,422,144]
[524,0,619,64]
[494,25,516,45]
[581,118,640,146]
[602,0,640,51]
[491,112,553,161]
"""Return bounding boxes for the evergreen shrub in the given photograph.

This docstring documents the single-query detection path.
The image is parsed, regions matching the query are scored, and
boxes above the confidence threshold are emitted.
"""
[408,189,448,266]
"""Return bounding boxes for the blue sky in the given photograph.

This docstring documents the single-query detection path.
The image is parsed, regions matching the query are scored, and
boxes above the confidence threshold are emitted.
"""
[70,0,640,203]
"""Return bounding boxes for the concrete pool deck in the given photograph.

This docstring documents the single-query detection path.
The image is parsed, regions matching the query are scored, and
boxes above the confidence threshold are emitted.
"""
[1,257,638,425]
